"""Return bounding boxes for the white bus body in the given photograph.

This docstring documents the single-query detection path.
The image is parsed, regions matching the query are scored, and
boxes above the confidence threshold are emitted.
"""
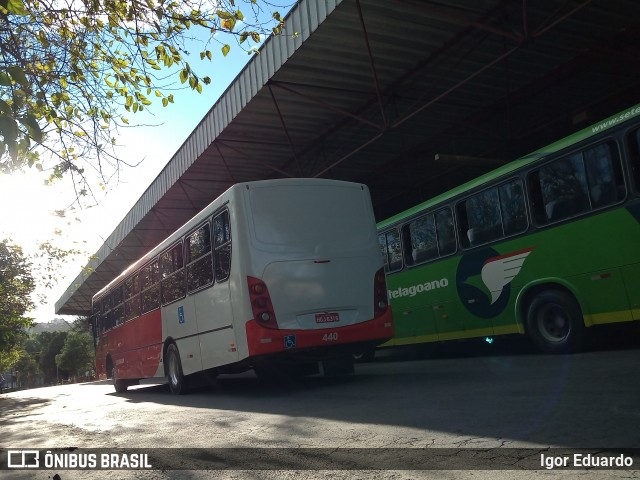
[91,179,394,393]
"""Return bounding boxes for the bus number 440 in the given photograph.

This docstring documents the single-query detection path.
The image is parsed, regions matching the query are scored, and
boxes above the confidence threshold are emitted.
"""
[322,332,339,342]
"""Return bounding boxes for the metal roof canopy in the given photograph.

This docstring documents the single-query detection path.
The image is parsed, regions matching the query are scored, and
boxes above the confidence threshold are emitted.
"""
[56,0,640,315]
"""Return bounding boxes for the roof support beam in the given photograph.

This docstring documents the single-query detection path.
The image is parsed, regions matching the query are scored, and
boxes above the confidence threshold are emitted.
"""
[216,140,295,178]
[356,0,387,128]
[268,85,304,176]
[269,80,384,131]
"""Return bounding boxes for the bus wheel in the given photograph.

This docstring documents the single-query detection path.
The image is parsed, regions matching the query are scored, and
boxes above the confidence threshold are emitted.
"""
[166,343,188,395]
[112,367,128,394]
[352,349,375,363]
[526,290,586,354]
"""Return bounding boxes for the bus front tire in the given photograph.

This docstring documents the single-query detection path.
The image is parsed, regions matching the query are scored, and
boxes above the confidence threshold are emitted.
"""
[112,367,128,394]
[166,343,188,395]
[526,290,586,354]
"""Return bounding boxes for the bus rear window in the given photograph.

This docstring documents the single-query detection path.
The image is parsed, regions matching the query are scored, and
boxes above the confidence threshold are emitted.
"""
[249,184,373,254]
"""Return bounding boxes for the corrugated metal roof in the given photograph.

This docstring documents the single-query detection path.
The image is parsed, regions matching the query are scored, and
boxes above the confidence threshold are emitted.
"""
[56,0,640,314]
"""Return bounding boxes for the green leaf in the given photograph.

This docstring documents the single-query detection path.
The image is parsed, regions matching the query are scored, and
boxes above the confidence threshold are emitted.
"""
[179,69,188,83]
[216,9,232,19]
[6,0,28,15]
[8,66,29,87]
[221,44,230,57]
[0,72,11,86]
[0,99,11,115]
[0,114,19,149]
[19,114,43,142]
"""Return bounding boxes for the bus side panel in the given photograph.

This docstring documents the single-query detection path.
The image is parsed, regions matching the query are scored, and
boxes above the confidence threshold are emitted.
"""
[107,310,162,380]
[622,203,640,320]
[386,267,445,345]
[162,296,203,376]
[195,282,239,370]
[622,263,640,320]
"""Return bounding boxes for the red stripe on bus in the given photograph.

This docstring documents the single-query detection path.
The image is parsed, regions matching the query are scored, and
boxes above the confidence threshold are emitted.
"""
[245,307,394,356]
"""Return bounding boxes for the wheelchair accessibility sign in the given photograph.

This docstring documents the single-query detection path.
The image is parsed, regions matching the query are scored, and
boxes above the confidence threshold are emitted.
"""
[283,334,296,349]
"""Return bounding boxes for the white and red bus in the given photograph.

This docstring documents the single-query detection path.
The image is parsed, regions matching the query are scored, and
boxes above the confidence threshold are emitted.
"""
[90,179,394,394]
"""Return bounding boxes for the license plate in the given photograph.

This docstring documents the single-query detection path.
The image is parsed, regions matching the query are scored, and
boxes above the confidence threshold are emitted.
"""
[315,312,340,324]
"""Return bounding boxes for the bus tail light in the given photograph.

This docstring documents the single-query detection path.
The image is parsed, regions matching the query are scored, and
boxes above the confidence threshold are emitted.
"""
[374,268,388,317]
[248,276,278,329]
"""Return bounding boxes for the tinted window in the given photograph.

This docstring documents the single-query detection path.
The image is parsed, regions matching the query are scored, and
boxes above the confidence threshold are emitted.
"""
[124,274,141,321]
[404,214,437,265]
[187,224,212,263]
[160,243,186,305]
[379,229,402,273]
[141,260,160,313]
[584,142,625,208]
[629,129,640,191]
[528,141,624,224]
[213,210,231,282]
[435,208,456,256]
[402,207,456,265]
[499,180,528,235]
[458,187,502,247]
[124,275,140,300]
[186,224,214,292]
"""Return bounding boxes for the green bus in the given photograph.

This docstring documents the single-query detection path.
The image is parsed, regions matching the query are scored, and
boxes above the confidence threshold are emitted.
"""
[377,103,640,354]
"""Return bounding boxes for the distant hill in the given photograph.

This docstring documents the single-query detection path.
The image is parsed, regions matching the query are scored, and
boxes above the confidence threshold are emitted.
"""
[30,318,72,334]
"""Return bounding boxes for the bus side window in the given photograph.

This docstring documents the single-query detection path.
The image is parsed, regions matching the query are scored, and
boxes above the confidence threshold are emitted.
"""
[379,229,402,273]
[584,142,625,208]
[529,153,590,223]
[629,129,640,192]
[124,274,141,321]
[435,207,456,255]
[141,260,160,313]
[112,285,124,326]
[213,210,232,282]
[186,223,214,293]
[458,187,502,246]
[403,214,438,266]
[160,242,186,305]
[499,180,528,235]
[92,300,103,335]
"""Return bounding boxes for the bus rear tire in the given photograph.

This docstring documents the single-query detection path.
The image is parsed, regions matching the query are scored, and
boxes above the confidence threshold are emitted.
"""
[113,367,128,394]
[166,343,188,395]
[526,290,586,354]
[352,348,375,363]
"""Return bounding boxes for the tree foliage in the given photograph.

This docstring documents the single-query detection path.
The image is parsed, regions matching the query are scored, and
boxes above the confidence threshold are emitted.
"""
[0,239,34,371]
[56,317,94,378]
[0,0,290,203]
[32,329,69,383]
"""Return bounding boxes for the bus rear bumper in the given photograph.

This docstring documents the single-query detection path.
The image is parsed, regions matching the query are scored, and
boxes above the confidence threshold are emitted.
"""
[246,307,394,357]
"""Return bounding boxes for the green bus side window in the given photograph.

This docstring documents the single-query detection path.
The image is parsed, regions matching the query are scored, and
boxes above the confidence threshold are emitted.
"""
[379,229,402,273]
[627,129,640,193]
[583,142,624,208]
